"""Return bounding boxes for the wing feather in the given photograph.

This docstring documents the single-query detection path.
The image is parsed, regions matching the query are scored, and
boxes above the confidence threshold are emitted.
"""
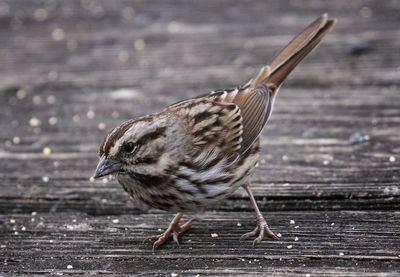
[169,98,244,165]
[208,84,272,155]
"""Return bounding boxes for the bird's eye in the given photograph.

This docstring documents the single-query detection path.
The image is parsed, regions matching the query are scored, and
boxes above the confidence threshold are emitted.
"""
[123,142,136,153]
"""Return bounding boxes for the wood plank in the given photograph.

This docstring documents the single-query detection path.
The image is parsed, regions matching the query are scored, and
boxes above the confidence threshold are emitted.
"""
[1,86,399,206]
[1,211,399,275]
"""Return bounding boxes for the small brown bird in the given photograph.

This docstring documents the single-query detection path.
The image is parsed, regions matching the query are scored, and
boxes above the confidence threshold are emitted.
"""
[94,14,337,250]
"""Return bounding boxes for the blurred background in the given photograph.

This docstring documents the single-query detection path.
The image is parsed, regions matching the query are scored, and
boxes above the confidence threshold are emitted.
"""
[1,0,399,275]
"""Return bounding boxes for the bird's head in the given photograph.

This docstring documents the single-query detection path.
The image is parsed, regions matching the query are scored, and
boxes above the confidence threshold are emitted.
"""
[93,115,168,179]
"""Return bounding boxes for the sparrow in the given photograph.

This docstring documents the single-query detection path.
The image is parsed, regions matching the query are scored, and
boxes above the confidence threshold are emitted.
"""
[94,14,337,250]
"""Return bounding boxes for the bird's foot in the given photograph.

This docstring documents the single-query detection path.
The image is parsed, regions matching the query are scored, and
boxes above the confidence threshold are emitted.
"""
[143,213,195,251]
[240,216,278,247]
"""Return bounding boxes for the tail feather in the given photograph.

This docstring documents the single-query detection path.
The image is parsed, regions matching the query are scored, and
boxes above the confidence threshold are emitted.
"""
[244,14,337,91]
[267,14,337,90]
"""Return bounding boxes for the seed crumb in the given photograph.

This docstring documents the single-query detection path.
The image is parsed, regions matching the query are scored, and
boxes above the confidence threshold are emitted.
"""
[21,226,26,231]
[32,211,37,216]
[305,274,311,277]
[42,176,49,182]
[98,122,107,131]
[42,147,52,155]
[29,117,41,127]
[12,137,21,144]
[294,237,299,241]
[339,252,344,256]
[237,223,242,227]
[277,233,282,238]
[67,264,73,269]
[87,110,95,119]
[134,39,146,51]
[112,219,119,224]
[211,233,219,238]
[52,28,66,41]
[289,220,295,225]
[287,245,293,249]
[48,117,58,125]
[389,156,396,162]
[10,219,15,224]
[16,89,27,99]
[89,176,95,182]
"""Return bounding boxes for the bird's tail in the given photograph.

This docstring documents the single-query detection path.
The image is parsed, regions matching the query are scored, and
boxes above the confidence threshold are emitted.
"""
[244,13,337,92]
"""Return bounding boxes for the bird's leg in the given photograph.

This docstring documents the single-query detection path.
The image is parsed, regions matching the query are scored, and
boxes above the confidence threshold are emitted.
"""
[241,184,278,247]
[143,212,195,251]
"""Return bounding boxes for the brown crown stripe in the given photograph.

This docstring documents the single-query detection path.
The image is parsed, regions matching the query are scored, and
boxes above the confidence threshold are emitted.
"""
[100,116,155,157]
[100,119,135,157]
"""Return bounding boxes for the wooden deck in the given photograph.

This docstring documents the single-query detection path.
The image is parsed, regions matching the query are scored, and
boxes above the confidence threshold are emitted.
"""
[1,0,399,275]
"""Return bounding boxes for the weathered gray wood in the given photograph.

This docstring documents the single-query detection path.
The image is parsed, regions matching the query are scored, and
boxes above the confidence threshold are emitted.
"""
[1,0,400,275]
[1,211,400,275]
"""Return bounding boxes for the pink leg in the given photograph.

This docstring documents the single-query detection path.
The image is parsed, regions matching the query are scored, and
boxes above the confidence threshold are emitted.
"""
[241,185,278,247]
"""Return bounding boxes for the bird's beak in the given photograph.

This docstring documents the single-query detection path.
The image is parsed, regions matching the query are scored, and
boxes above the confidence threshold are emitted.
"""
[93,154,122,179]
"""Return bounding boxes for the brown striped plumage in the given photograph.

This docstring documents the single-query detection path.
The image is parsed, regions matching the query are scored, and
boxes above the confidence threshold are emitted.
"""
[94,14,337,250]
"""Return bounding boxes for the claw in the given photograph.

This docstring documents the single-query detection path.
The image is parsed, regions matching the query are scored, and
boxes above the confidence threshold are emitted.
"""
[143,213,196,251]
[241,218,278,247]
[240,227,258,240]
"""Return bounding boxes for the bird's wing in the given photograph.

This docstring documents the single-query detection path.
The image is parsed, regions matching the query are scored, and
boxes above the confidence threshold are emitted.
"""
[205,13,337,155]
[169,98,244,165]
[208,84,272,156]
